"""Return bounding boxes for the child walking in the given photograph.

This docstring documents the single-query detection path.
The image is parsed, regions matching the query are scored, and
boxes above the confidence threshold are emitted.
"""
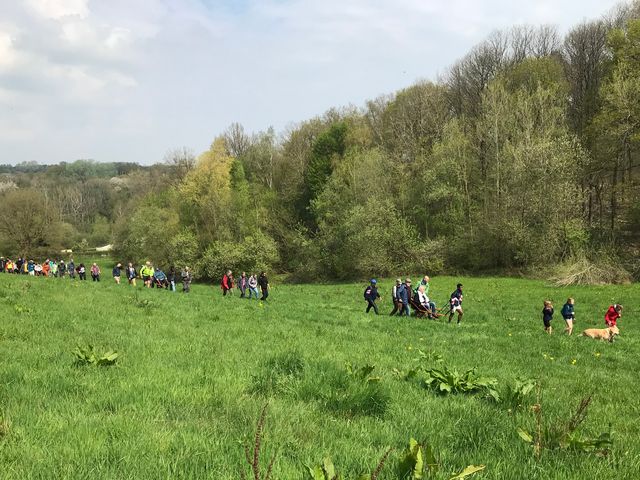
[604,304,623,327]
[561,298,575,335]
[542,300,554,334]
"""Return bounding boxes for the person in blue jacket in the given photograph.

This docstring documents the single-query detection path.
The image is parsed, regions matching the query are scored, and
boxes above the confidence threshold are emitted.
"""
[397,278,411,317]
[561,297,575,335]
[364,279,381,314]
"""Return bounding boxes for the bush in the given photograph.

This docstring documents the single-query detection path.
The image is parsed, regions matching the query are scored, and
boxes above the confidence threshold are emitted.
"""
[197,230,280,280]
[548,252,632,286]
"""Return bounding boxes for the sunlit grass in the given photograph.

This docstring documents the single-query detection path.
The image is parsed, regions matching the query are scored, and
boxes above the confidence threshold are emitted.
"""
[0,273,638,479]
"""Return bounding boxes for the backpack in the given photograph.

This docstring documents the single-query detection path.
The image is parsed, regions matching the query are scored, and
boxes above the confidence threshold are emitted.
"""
[364,286,372,299]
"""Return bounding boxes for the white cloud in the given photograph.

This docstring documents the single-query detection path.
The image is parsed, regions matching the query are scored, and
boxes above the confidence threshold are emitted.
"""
[26,0,89,19]
[0,0,626,164]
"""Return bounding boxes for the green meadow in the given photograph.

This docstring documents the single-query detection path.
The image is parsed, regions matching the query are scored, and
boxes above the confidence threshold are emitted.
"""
[0,271,638,479]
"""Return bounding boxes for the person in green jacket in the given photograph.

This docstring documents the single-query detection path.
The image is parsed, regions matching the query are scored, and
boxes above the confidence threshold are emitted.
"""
[140,261,155,288]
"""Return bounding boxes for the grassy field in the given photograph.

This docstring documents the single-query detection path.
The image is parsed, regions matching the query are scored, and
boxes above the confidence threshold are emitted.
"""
[0,271,638,479]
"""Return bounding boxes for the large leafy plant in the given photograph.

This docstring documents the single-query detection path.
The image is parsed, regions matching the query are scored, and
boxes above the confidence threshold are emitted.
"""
[72,345,119,366]
[422,366,500,402]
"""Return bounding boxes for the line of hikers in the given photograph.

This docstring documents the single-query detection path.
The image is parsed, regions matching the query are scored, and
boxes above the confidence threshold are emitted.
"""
[220,270,270,300]
[364,276,464,324]
[0,256,194,292]
[1,256,271,299]
[113,261,193,292]
[0,257,100,281]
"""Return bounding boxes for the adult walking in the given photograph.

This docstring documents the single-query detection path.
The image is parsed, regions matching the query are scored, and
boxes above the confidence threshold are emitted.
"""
[168,266,177,292]
[398,278,411,317]
[248,273,259,299]
[389,278,402,315]
[112,263,122,284]
[449,283,464,324]
[181,267,192,293]
[258,271,269,301]
[364,279,380,314]
[221,270,233,296]
[68,259,75,279]
[238,272,248,298]
[126,262,137,286]
[141,261,154,288]
[90,263,101,282]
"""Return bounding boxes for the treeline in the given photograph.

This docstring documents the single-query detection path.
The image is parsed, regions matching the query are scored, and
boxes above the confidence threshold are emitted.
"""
[2,2,640,281]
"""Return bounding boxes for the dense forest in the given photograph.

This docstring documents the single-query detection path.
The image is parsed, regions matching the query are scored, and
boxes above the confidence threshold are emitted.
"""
[2,2,640,282]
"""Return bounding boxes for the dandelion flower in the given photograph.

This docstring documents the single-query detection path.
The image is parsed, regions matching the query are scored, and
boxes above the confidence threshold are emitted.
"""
[571,359,577,365]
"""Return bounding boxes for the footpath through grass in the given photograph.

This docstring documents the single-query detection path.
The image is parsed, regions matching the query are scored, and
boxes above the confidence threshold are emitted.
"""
[0,274,638,479]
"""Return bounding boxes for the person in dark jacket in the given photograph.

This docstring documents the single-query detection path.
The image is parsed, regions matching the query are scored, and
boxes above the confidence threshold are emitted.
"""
[258,272,269,301]
[168,266,176,292]
[397,278,411,317]
[542,300,554,334]
[112,263,122,284]
[58,260,66,278]
[449,283,464,324]
[561,297,575,335]
[364,279,381,314]
[126,262,137,286]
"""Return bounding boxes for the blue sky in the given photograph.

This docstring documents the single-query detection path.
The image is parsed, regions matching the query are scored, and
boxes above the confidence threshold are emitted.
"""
[0,0,624,165]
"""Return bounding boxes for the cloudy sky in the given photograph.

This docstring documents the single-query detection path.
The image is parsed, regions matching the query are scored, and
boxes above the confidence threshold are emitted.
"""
[0,0,622,165]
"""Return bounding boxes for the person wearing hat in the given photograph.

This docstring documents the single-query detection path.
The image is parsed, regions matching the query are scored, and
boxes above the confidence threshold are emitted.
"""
[449,283,464,324]
[397,278,412,316]
[389,278,403,315]
[364,279,381,314]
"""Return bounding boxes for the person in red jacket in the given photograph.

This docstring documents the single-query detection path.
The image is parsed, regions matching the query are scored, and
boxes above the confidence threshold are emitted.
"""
[605,304,623,327]
[221,270,233,296]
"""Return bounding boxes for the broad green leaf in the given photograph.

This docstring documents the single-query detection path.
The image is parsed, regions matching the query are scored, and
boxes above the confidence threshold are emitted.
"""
[448,464,486,480]
[517,428,533,444]
[322,457,336,479]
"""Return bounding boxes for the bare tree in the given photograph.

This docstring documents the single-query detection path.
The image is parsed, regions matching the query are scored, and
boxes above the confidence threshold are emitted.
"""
[164,147,196,183]
[223,122,251,158]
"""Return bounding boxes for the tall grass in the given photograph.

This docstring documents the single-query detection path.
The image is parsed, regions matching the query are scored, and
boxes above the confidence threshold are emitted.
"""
[0,273,638,478]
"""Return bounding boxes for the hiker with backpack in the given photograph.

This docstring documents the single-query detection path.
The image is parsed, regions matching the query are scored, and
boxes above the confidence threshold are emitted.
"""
[364,279,381,314]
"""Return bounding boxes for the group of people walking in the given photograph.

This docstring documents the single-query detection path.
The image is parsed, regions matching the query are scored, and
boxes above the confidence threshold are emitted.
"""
[111,261,193,292]
[0,257,104,281]
[1,255,271,301]
[221,270,270,301]
[364,275,464,324]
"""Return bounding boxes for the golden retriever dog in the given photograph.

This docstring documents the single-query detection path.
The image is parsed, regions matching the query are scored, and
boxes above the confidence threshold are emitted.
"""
[581,325,620,342]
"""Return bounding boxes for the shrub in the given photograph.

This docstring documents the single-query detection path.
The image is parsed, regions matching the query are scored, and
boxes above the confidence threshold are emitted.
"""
[197,231,280,280]
[548,252,632,286]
